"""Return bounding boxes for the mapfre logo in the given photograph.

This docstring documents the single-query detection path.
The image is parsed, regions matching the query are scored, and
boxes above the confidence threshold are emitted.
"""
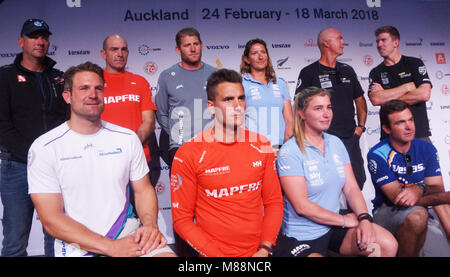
[66,0,81,8]
[363,55,374,66]
[436,53,446,64]
[366,0,381,7]
[204,165,231,175]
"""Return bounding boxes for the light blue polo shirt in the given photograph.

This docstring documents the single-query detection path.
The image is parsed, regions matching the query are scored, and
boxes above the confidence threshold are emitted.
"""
[242,74,291,146]
[276,134,350,240]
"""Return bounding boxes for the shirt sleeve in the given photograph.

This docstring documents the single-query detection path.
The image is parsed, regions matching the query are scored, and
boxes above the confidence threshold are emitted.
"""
[260,144,284,246]
[27,140,61,194]
[170,145,224,257]
[155,72,170,135]
[335,136,351,165]
[424,143,442,177]
[408,58,433,88]
[140,78,157,112]
[295,68,312,95]
[367,151,397,188]
[277,142,305,176]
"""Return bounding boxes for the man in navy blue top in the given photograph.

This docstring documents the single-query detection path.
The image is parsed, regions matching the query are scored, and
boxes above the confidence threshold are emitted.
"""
[367,100,450,256]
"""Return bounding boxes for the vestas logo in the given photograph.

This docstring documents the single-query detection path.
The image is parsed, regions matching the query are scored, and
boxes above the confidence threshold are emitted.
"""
[206,45,230,50]
[66,0,81,8]
[272,43,291,48]
[366,0,381,7]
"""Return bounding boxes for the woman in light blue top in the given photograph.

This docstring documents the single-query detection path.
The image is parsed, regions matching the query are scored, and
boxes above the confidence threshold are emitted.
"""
[273,86,397,257]
[240,39,293,151]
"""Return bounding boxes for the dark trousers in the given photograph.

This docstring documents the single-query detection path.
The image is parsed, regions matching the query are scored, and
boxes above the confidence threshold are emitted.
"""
[0,160,54,256]
[340,134,366,190]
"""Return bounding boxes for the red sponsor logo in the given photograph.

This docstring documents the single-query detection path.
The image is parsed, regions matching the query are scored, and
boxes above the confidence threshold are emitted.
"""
[155,183,165,194]
[363,55,373,66]
[436,53,446,64]
[442,84,449,95]
[144,61,158,75]
[304,39,318,47]
[17,75,27,82]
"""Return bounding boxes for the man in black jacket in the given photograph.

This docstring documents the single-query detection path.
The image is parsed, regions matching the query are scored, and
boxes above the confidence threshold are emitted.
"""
[0,19,68,256]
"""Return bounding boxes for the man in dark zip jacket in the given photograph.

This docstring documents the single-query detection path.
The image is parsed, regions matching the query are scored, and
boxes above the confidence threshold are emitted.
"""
[0,19,68,257]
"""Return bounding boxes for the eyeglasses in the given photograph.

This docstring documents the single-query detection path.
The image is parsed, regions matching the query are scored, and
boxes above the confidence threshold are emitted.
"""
[404,154,413,176]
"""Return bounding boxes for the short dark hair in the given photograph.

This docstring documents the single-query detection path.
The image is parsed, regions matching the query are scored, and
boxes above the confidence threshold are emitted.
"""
[175,27,201,48]
[379,99,412,128]
[375,25,400,41]
[206,69,242,101]
[63,61,104,92]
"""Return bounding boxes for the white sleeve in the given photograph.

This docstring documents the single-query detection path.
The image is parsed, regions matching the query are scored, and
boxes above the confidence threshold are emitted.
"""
[129,133,150,182]
[27,140,61,194]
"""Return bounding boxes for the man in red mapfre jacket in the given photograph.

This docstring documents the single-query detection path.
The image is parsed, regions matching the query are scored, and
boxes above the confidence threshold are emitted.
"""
[171,69,283,257]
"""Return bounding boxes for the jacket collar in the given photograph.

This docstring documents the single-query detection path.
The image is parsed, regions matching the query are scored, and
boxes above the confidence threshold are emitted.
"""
[14,53,56,72]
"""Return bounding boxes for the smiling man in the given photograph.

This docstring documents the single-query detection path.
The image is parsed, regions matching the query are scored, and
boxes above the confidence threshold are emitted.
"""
[367,100,450,257]
[27,62,175,257]
[0,18,68,257]
[170,69,283,257]
[369,26,432,141]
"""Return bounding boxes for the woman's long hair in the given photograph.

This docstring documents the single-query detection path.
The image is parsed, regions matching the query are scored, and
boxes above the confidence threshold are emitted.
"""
[240,38,277,84]
[293,87,331,153]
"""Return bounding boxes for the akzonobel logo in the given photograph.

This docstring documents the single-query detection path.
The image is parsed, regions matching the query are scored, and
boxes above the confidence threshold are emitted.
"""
[66,0,81,8]
[366,0,381,7]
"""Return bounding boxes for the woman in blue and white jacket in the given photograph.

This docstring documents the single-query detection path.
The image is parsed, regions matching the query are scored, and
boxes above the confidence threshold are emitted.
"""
[240,38,293,152]
[273,86,397,257]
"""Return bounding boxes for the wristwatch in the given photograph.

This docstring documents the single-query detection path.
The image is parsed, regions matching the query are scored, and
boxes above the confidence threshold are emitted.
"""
[416,181,427,193]
[357,213,374,223]
[357,125,366,132]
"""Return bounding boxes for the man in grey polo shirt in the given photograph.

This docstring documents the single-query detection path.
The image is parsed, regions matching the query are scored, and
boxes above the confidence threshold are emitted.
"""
[155,27,216,257]
[155,27,216,168]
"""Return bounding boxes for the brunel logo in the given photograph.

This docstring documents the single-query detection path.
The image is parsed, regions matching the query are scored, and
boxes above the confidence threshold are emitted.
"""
[66,0,81,8]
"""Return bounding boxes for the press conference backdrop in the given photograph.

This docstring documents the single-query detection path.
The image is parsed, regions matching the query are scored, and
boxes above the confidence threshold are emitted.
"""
[0,0,449,256]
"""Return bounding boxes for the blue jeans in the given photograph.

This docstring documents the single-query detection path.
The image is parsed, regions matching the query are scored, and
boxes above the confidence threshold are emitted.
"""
[0,160,54,256]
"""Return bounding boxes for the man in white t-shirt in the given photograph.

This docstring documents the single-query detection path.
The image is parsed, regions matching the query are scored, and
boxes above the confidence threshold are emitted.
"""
[27,61,176,257]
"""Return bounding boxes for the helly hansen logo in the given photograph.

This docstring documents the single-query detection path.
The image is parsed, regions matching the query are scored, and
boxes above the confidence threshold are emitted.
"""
[253,160,262,167]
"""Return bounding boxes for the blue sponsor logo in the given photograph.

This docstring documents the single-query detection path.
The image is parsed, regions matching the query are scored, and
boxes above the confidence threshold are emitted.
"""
[99,148,122,156]
[367,127,381,135]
